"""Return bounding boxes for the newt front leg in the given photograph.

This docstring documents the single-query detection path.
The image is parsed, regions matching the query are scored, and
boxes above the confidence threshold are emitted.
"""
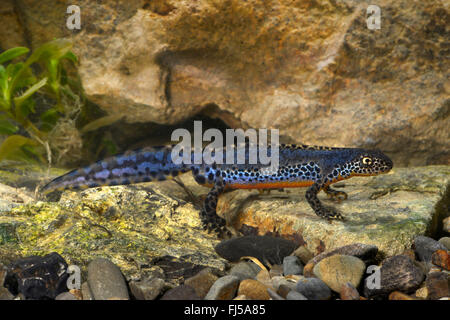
[305,182,345,221]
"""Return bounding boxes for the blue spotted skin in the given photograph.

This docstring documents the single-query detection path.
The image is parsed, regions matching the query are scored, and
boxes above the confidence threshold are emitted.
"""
[42,144,393,236]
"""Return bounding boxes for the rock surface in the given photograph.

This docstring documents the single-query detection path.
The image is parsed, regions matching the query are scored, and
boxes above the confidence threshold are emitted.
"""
[4,0,449,167]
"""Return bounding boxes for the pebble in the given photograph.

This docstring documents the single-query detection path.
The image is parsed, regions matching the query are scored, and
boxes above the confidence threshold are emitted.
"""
[87,258,130,300]
[255,269,273,288]
[425,272,449,300]
[413,236,447,263]
[364,255,424,298]
[129,277,165,300]
[313,254,366,292]
[286,290,308,300]
[438,237,450,250]
[340,282,360,300]
[204,275,240,300]
[292,246,314,265]
[267,288,285,300]
[184,268,218,299]
[55,292,78,300]
[443,217,450,234]
[277,284,293,298]
[388,291,416,300]
[0,287,14,300]
[271,276,298,291]
[229,261,261,281]
[415,286,428,299]
[269,264,284,278]
[311,243,378,265]
[214,235,298,264]
[302,262,315,277]
[283,256,304,276]
[295,277,332,300]
[431,250,450,270]
[237,279,270,300]
[160,284,200,300]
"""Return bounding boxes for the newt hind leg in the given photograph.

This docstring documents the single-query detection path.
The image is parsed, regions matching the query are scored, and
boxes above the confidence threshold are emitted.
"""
[200,177,232,238]
[305,182,345,221]
[323,185,348,203]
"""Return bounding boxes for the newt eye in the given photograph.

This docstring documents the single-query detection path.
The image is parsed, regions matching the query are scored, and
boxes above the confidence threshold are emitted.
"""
[362,157,372,165]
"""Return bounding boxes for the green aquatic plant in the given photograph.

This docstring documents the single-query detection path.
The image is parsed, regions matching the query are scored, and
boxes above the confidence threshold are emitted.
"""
[0,39,78,164]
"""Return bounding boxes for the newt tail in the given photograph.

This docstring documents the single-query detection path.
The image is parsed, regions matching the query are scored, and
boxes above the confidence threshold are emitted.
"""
[42,144,393,237]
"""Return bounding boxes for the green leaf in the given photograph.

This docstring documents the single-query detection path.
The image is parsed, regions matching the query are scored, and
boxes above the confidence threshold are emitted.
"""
[61,51,78,64]
[13,77,47,108]
[0,118,19,135]
[0,135,38,162]
[40,108,60,132]
[17,98,36,119]
[26,39,73,66]
[80,114,124,134]
[0,47,29,65]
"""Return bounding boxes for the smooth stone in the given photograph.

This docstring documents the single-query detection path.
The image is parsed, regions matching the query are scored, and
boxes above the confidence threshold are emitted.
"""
[269,264,284,278]
[215,235,298,265]
[0,287,14,300]
[364,255,424,298]
[184,268,218,299]
[229,261,261,281]
[340,282,360,300]
[277,284,293,299]
[255,269,273,288]
[87,258,129,300]
[292,246,314,265]
[438,237,450,250]
[204,275,240,300]
[295,277,331,300]
[129,278,165,300]
[286,290,308,300]
[414,286,428,299]
[267,288,285,300]
[302,262,315,277]
[313,254,366,292]
[55,292,78,300]
[237,279,270,300]
[160,284,200,300]
[431,250,450,270]
[283,256,303,276]
[271,276,298,291]
[413,236,447,263]
[426,272,449,300]
[389,291,416,300]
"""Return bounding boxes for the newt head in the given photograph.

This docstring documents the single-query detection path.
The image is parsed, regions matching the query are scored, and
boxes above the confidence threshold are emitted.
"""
[348,149,393,177]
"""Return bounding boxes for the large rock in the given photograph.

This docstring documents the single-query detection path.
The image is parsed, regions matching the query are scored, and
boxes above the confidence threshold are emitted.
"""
[2,0,448,166]
[219,166,449,257]
[0,168,228,281]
